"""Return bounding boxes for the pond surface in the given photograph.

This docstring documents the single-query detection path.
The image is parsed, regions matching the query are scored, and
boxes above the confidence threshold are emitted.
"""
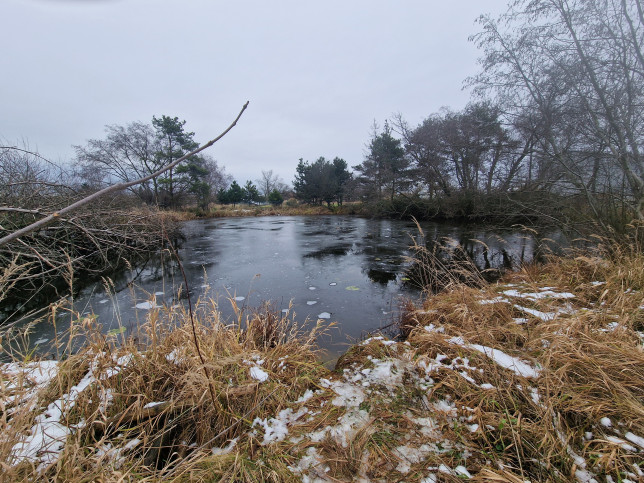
[7,216,567,359]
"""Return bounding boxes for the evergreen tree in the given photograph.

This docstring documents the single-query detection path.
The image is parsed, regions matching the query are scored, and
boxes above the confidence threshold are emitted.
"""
[152,115,201,208]
[226,180,244,207]
[268,189,284,206]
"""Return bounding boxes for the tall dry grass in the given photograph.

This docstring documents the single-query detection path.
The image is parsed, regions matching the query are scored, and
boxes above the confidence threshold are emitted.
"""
[0,298,328,481]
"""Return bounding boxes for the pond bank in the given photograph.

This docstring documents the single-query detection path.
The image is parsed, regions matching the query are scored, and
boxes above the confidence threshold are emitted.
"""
[2,251,643,482]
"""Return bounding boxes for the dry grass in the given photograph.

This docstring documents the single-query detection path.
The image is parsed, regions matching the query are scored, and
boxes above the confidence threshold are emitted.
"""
[1,232,644,481]
[0,299,329,481]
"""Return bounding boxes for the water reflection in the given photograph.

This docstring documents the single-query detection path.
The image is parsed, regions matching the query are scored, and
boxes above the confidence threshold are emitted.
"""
[5,216,569,359]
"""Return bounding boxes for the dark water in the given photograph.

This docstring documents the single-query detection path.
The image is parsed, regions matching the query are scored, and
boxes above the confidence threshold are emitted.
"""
[5,216,567,359]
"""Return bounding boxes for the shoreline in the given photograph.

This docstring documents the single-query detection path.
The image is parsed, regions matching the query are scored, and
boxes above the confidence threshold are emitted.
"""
[2,251,643,481]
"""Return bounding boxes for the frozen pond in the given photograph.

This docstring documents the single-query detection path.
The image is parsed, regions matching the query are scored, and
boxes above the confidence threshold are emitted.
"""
[6,216,567,359]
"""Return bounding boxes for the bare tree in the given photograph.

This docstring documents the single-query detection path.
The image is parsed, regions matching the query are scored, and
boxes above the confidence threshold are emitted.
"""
[75,122,161,203]
[256,170,284,201]
[470,0,644,223]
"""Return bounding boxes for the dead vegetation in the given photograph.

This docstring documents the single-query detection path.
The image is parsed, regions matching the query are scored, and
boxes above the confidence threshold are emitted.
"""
[1,231,644,481]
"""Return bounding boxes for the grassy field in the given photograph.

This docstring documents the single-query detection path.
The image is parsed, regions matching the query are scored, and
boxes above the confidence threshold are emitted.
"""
[1,237,643,481]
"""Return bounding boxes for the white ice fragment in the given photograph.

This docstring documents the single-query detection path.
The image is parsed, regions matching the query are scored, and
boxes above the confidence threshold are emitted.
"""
[308,286,316,291]
[98,299,109,304]
[590,281,606,286]
[329,282,337,286]
[33,338,48,345]
[234,296,245,301]
[306,301,317,305]
[317,312,331,319]
[601,417,612,427]
[154,291,164,295]
[250,366,269,382]
[134,301,158,310]
[481,383,495,390]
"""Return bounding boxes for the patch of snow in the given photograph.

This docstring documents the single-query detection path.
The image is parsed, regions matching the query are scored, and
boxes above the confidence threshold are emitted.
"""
[454,465,472,478]
[601,417,612,427]
[250,366,269,382]
[449,336,541,378]
[295,389,316,404]
[11,365,97,469]
[478,296,510,305]
[211,437,238,456]
[514,304,558,321]
[424,324,445,333]
[143,401,165,409]
[624,432,644,449]
[252,408,308,445]
[606,436,637,452]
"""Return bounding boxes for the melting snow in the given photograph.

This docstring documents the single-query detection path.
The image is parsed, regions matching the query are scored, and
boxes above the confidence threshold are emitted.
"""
[250,366,269,382]
[449,337,541,378]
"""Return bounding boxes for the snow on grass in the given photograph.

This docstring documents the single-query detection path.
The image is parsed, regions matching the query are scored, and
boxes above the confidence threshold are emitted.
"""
[449,336,541,378]
[252,407,308,445]
[514,304,558,322]
[142,401,165,409]
[320,378,365,407]
[249,366,269,382]
[308,409,370,447]
[624,432,644,449]
[503,289,575,300]
[11,365,97,469]
[211,437,238,456]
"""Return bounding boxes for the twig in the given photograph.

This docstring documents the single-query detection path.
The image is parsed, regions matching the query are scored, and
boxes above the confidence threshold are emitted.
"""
[0,101,249,247]
[163,230,218,408]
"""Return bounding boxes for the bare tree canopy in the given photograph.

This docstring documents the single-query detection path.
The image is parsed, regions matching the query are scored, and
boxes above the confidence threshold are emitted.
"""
[470,0,644,221]
[0,101,248,248]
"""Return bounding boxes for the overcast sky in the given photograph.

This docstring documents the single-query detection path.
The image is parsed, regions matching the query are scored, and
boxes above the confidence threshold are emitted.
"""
[2,0,507,185]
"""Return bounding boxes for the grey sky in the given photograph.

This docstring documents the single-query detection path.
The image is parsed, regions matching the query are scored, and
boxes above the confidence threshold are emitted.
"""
[2,0,507,185]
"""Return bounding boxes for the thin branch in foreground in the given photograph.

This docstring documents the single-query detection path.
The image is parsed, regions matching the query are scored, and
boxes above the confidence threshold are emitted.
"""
[0,101,249,247]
